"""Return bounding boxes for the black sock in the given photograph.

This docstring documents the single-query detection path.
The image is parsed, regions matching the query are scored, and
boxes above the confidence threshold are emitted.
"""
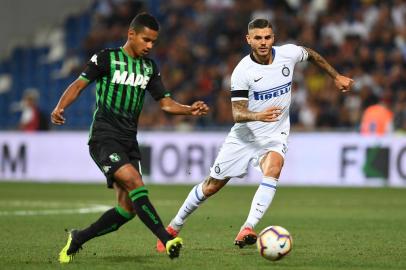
[75,206,134,245]
[129,186,172,245]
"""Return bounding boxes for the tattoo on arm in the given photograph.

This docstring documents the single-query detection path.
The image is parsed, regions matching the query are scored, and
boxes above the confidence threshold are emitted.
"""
[305,47,338,79]
[232,100,258,122]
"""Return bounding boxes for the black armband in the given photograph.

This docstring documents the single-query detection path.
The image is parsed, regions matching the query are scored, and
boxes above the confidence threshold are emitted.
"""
[231,90,249,99]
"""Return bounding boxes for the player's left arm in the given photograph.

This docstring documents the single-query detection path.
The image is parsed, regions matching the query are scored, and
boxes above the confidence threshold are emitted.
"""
[159,97,209,116]
[304,47,354,92]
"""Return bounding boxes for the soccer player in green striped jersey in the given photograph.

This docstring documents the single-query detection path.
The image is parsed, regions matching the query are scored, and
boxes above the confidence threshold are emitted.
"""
[51,12,209,263]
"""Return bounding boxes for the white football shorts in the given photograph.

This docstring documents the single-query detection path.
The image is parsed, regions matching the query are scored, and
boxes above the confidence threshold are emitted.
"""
[209,134,288,180]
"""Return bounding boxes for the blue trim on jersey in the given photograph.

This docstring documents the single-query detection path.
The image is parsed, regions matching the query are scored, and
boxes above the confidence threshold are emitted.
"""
[260,182,277,189]
[253,82,292,100]
[272,47,275,61]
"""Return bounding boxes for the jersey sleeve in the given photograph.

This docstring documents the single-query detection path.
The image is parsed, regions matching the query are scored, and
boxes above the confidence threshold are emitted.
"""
[147,60,171,101]
[79,50,110,83]
[284,44,309,64]
[230,63,249,101]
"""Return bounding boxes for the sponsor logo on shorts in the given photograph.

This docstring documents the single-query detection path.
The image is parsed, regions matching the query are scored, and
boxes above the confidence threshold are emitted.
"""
[102,165,111,173]
[109,153,121,162]
[214,164,221,174]
[282,144,288,154]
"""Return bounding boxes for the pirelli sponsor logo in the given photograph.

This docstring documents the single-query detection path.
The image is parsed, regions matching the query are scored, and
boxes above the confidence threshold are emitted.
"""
[253,82,291,100]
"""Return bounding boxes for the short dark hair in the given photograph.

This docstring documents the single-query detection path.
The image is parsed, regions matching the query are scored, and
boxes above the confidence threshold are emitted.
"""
[248,18,273,31]
[130,12,160,32]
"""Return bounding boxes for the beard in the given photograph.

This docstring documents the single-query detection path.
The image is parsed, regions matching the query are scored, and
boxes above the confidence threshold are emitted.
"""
[255,46,271,56]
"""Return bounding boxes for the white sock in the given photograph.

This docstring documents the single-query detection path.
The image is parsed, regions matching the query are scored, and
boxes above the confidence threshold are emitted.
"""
[242,176,278,230]
[170,182,206,231]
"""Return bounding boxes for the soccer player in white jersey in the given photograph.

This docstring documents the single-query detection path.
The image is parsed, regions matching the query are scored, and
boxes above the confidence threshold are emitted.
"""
[156,18,354,251]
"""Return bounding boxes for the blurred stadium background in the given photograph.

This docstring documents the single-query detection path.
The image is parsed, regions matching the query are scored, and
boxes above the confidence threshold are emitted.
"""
[1,0,405,131]
[1,1,406,269]
[0,0,405,186]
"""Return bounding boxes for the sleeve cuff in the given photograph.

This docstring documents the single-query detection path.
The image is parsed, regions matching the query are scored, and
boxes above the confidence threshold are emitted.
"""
[79,75,90,82]
[231,97,249,101]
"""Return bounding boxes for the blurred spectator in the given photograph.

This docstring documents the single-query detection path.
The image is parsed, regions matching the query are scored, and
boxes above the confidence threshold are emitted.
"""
[394,90,406,132]
[360,97,393,136]
[11,89,49,132]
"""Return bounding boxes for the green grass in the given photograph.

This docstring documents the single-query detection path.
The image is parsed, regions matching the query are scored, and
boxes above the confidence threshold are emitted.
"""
[0,182,405,270]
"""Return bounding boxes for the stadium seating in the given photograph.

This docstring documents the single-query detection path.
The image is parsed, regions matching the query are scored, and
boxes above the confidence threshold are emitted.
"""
[0,12,92,130]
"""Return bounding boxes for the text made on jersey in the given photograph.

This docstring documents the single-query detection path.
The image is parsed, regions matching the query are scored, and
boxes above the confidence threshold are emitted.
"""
[112,70,151,89]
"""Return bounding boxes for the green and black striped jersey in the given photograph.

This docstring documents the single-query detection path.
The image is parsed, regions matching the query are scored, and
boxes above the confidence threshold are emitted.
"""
[80,47,170,141]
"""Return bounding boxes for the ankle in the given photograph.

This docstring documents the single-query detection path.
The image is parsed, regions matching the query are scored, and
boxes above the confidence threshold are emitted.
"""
[170,219,183,232]
[241,222,254,231]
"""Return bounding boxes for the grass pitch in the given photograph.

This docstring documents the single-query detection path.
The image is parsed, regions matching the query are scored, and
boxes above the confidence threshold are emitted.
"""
[0,182,405,270]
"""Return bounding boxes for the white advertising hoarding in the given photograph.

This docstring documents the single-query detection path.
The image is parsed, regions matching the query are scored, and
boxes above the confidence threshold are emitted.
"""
[0,132,405,187]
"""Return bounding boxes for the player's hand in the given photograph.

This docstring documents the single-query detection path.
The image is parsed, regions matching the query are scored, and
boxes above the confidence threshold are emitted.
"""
[51,107,66,125]
[190,101,209,116]
[334,75,354,92]
[256,107,282,122]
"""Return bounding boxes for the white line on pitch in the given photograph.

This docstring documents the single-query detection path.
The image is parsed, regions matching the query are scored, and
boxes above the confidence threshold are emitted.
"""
[0,200,107,208]
[0,205,111,216]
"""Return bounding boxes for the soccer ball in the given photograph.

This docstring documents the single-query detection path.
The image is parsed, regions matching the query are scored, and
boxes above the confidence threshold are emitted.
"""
[257,225,293,261]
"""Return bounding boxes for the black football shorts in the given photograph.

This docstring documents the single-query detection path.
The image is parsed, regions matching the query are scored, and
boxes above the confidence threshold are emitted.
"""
[89,138,141,188]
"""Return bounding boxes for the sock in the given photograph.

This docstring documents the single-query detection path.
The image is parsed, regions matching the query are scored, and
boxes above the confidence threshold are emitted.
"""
[129,186,172,245]
[243,176,278,230]
[75,206,135,244]
[170,183,206,231]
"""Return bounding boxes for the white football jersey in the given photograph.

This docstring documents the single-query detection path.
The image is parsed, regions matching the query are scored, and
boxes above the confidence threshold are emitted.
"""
[229,44,308,140]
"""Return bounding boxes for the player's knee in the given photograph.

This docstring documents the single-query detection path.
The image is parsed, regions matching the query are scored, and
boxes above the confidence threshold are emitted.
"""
[114,164,144,191]
[202,178,225,197]
[264,165,282,178]
[203,185,218,197]
[116,176,143,192]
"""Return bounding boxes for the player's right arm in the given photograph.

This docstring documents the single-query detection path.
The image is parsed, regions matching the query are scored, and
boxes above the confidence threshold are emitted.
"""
[51,50,109,125]
[51,79,89,125]
[232,100,281,123]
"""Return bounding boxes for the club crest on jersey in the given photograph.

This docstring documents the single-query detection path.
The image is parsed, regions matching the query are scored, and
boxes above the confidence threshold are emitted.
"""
[253,82,291,100]
[143,63,152,74]
[109,153,121,162]
[112,70,151,89]
[282,66,290,77]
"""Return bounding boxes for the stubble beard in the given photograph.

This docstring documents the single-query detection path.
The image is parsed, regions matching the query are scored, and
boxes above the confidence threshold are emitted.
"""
[254,47,272,63]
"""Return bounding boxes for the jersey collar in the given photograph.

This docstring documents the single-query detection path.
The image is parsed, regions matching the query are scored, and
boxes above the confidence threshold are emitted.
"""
[120,47,138,60]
